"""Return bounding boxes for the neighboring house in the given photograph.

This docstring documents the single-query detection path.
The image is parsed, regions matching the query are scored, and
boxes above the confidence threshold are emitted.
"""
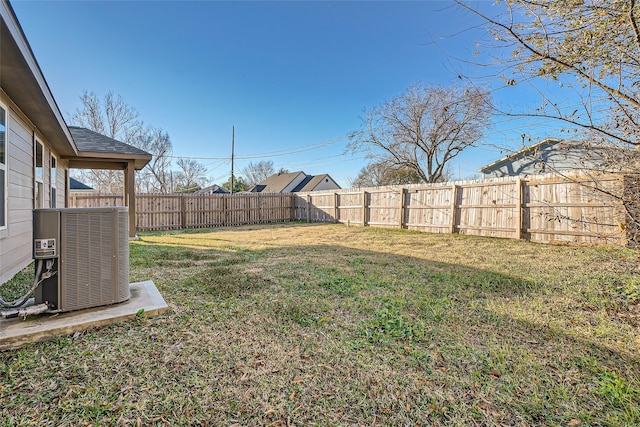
[250,171,307,193]
[478,138,618,178]
[69,177,93,192]
[193,184,229,195]
[250,171,341,193]
[0,0,151,285]
[291,174,341,192]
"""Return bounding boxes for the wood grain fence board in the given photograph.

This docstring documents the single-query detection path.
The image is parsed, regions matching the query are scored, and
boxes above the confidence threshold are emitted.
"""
[523,175,625,244]
[70,173,635,246]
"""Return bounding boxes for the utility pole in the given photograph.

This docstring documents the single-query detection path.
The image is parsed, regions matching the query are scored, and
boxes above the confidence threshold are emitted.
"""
[231,125,235,195]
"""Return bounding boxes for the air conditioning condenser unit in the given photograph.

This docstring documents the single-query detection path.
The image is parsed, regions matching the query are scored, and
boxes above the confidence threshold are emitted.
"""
[32,207,130,312]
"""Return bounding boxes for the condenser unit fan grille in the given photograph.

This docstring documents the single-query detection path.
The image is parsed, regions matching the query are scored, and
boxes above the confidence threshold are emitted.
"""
[34,207,130,312]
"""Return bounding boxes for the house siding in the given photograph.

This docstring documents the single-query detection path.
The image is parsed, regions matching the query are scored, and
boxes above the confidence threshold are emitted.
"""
[1,101,34,284]
[0,95,67,284]
[56,158,68,207]
[481,144,595,178]
[311,176,340,192]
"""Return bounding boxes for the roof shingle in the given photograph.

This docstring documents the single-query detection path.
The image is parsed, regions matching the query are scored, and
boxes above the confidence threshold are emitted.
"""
[69,126,151,157]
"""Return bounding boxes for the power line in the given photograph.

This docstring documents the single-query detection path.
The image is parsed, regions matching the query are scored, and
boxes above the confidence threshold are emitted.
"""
[167,135,349,161]
[165,98,620,167]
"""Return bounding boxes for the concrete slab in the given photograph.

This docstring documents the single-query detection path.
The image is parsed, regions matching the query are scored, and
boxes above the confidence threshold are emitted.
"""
[0,280,168,351]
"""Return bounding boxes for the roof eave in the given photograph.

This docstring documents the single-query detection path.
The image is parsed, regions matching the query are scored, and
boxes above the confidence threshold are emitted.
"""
[65,151,152,170]
[478,138,563,173]
[0,0,76,156]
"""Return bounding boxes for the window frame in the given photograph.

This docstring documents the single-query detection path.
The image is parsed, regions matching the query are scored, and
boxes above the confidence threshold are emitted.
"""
[50,153,57,208]
[0,100,7,231]
[35,139,44,209]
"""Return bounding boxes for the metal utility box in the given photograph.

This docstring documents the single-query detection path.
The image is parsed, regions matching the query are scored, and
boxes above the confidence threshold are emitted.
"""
[33,207,130,312]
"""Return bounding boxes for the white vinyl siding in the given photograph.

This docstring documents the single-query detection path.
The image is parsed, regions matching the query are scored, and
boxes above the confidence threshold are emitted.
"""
[0,106,36,284]
[0,98,69,284]
[311,176,340,192]
[57,158,68,208]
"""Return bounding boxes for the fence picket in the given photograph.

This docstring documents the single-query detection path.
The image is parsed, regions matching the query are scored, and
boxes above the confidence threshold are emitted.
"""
[69,172,636,246]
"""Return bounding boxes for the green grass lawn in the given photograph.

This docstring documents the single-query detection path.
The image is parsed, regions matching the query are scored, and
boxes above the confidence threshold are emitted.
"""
[2,223,640,426]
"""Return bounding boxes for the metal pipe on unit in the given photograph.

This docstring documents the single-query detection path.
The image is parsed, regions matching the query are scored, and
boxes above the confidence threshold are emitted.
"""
[0,303,49,320]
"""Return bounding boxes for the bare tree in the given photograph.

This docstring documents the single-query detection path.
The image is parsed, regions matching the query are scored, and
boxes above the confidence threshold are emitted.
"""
[70,169,124,194]
[241,160,275,186]
[174,159,208,193]
[73,91,106,134]
[73,90,143,143]
[348,82,492,184]
[455,0,640,240]
[455,0,640,152]
[71,91,144,192]
[132,127,173,193]
[350,162,425,188]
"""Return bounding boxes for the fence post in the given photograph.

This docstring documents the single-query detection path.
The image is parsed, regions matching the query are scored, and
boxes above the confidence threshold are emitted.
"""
[306,194,311,223]
[450,185,459,234]
[362,191,368,226]
[256,194,261,224]
[334,192,339,223]
[180,195,187,229]
[223,195,228,226]
[515,177,523,240]
[399,188,407,229]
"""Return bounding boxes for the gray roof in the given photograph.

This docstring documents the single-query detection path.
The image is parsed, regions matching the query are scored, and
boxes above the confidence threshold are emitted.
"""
[68,126,150,156]
[480,138,640,177]
[251,171,340,193]
[69,177,92,191]
[478,138,563,172]
[291,175,314,192]
[250,185,266,193]
[251,171,305,193]
[292,174,339,192]
[193,184,229,195]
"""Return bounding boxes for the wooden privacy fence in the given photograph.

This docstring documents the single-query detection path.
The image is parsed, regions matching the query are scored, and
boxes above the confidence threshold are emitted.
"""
[70,193,296,231]
[294,173,638,246]
[70,173,639,246]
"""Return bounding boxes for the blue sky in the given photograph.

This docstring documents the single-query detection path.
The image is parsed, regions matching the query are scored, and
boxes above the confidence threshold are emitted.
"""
[11,0,564,186]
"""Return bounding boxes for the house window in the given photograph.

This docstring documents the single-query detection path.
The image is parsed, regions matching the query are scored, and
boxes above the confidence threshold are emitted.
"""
[50,154,57,208]
[0,103,6,229]
[35,140,44,209]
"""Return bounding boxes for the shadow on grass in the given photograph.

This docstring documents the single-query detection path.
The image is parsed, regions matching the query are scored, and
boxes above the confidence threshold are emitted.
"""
[127,236,639,424]
[2,227,639,426]
[130,237,539,299]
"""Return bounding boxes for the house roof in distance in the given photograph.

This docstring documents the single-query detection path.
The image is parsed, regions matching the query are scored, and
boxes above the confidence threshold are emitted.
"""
[251,171,306,193]
[292,174,333,192]
[478,138,564,173]
[69,177,92,191]
[193,184,229,195]
[251,171,340,193]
